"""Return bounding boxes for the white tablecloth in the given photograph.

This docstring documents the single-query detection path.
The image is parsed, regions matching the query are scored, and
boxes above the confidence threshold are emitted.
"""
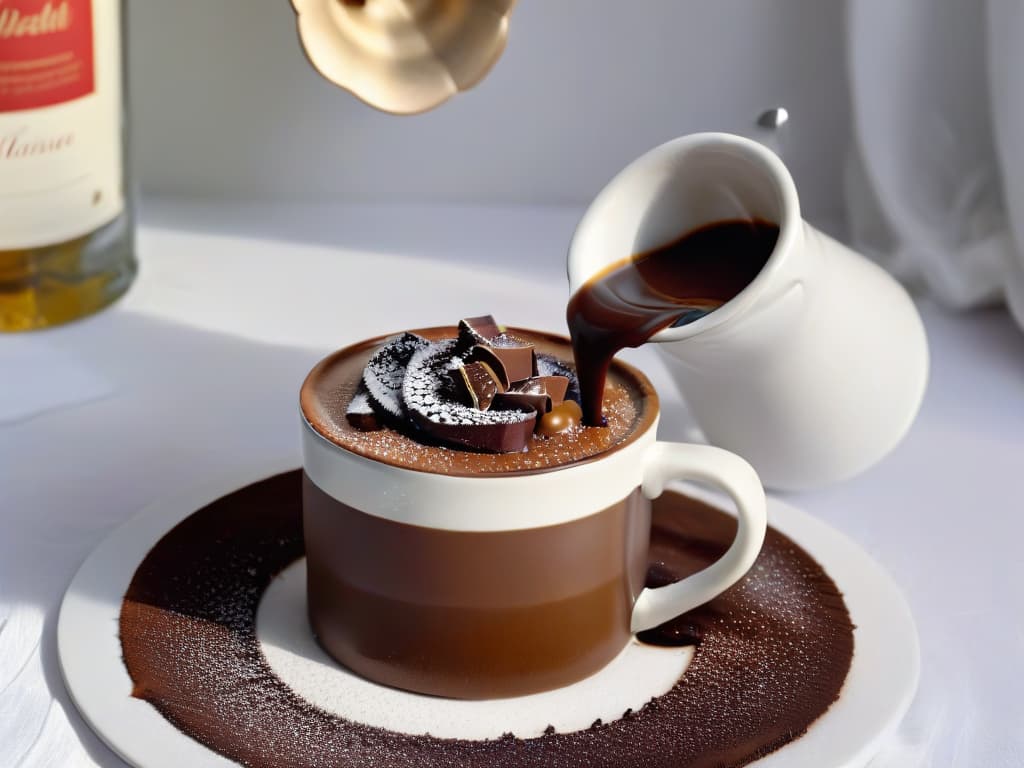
[2,202,1022,767]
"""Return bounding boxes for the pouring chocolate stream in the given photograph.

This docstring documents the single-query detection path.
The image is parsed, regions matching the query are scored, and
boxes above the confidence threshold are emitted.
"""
[568,219,778,425]
[349,214,779,453]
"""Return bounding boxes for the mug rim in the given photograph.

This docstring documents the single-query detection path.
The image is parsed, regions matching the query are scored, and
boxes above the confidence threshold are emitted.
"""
[566,131,802,343]
[299,326,661,479]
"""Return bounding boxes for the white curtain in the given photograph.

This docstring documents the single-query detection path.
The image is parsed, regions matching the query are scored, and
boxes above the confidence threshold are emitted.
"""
[845,0,1024,332]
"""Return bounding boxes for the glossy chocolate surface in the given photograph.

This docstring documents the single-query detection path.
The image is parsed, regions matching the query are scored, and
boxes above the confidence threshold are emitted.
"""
[568,219,778,424]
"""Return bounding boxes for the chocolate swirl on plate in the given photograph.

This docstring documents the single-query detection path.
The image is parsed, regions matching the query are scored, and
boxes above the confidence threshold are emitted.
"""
[120,471,854,768]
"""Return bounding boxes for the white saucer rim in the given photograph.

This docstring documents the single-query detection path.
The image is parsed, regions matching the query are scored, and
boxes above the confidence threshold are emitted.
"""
[57,459,919,768]
[57,458,303,768]
[684,482,921,768]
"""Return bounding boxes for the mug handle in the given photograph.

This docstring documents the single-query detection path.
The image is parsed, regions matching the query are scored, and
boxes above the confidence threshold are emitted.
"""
[631,441,768,632]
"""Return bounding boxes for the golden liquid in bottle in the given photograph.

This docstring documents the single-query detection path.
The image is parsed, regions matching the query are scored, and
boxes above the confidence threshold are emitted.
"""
[0,0,134,333]
[0,222,136,332]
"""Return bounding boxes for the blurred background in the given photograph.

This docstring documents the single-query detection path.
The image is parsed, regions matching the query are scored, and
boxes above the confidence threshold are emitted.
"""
[129,0,850,223]
[128,0,1024,330]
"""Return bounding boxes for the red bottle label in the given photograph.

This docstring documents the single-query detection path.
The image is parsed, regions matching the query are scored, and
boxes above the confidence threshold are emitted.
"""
[0,0,94,113]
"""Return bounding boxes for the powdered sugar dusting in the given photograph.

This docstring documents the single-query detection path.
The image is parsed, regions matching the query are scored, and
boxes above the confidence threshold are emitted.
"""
[302,327,654,476]
[403,340,535,427]
[363,332,430,418]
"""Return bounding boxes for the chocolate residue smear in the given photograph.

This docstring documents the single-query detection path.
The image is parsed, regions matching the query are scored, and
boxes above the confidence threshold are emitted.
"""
[120,471,854,768]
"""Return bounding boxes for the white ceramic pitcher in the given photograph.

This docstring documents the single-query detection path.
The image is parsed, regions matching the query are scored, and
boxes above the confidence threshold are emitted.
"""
[567,133,929,491]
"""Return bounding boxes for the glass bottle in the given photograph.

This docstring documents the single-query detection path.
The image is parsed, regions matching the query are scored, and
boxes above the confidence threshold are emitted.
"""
[0,0,135,331]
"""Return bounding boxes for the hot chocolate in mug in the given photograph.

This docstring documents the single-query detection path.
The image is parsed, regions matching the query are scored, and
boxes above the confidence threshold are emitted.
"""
[300,329,766,699]
[568,133,929,491]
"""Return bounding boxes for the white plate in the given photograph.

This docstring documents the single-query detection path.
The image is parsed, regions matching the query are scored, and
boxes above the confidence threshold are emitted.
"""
[58,459,919,768]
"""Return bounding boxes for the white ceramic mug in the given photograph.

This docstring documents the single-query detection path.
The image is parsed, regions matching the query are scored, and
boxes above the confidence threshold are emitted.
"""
[568,133,929,491]
[300,331,767,698]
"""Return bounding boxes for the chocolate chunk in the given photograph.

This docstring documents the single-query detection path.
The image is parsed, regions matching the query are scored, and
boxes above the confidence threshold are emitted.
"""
[428,417,536,453]
[487,342,535,384]
[454,315,536,382]
[536,353,581,404]
[363,332,431,419]
[493,390,551,415]
[456,315,504,353]
[451,362,503,410]
[345,385,382,431]
[490,373,572,417]
[402,340,537,453]
[512,378,545,395]
[512,375,569,406]
[465,345,511,389]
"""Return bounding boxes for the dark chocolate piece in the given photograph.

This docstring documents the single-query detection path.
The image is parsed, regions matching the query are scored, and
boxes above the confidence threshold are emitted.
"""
[120,472,855,768]
[514,376,569,406]
[465,345,512,390]
[491,375,570,418]
[451,362,503,410]
[486,342,535,384]
[493,390,551,415]
[353,320,563,452]
[345,386,382,431]
[455,316,536,383]
[456,315,504,353]
[363,332,430,419]
[432,417,536,453]
[536,353,582,405]
[402,340,537,453]
[512,378,545,395]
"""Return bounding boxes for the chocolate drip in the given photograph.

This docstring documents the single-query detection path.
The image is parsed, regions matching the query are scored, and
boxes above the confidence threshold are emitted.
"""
[120,471,853,768]
[568,219,778,425]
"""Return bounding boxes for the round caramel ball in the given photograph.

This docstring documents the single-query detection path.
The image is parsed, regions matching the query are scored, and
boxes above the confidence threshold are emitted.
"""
[537,400,583,437]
